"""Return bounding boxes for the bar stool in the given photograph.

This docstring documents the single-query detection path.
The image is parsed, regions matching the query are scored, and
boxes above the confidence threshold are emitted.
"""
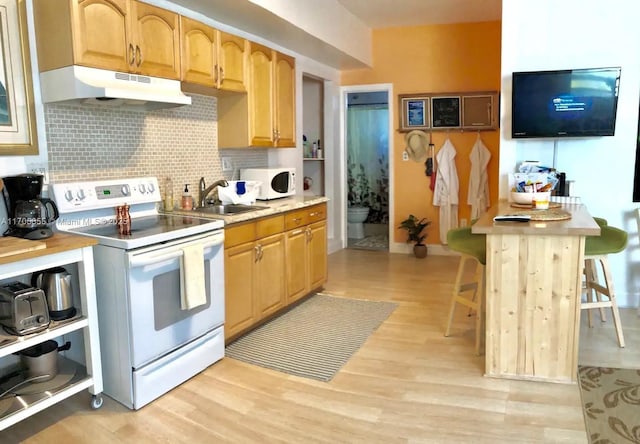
[444,226,486,355]
[583,225,627,347]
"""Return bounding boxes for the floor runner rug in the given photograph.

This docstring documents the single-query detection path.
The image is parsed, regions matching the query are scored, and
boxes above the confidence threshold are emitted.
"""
[578,366,640,443]
[225,293,397,381]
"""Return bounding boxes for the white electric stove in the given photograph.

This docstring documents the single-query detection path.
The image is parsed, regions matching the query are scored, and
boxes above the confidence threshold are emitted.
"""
[50,177,226,409]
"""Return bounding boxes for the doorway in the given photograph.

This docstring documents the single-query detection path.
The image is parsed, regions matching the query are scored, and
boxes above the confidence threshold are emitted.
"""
[342,85,393,251]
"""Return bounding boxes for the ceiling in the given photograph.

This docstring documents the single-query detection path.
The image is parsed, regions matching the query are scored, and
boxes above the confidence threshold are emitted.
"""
[170,0,503,69]
[337,0,502,28]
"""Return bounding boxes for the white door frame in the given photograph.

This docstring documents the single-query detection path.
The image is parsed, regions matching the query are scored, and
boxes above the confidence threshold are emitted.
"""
[339,83,394,249]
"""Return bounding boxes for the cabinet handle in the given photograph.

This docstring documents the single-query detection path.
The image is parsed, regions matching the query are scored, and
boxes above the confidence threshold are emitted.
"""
[214,64,219,84]
[306,227,313,241]
[291,229,304,235]
[292,217,302,225]
[220,66,225,82]
[254,245,261,262]
[135,45,142,67]
[309,211,318,217]
[129,43,135,65]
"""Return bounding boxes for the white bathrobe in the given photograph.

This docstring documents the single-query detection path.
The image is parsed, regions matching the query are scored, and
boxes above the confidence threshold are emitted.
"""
[468,137,491,220]
[432,138,459,244]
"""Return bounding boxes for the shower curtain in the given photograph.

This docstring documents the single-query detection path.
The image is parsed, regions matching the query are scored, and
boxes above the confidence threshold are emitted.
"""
[347,104,389,224]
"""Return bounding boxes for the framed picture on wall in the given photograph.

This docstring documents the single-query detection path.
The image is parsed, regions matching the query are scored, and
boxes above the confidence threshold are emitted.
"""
[399,94,430,132]
[0,0,38,155]
[431,96,461,129]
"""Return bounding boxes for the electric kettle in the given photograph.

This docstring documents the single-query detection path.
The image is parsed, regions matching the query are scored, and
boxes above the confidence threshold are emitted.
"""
[31,267,76,321]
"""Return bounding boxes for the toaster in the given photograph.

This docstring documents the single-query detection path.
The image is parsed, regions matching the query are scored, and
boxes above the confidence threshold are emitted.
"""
[0,281,50,335]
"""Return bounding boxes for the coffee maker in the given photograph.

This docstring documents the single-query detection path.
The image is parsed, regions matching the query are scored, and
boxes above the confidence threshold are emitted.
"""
[2,174,59,240]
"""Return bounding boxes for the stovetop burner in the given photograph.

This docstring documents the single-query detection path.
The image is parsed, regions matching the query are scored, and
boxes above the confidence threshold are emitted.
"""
[51,178,224,249]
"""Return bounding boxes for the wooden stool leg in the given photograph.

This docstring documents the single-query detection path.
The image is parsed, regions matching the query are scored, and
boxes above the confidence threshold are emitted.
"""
[445,256,466,337]
[474,264,485,356]
[590,259,607,322]
[584,259,596,327]
[599,257,625,348]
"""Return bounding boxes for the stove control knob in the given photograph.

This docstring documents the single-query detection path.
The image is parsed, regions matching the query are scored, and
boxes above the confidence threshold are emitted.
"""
[139,184,146,194]
[121,185,130,196]
[147,182,155,193]
[64,190,74,202]
[77,189,86,201]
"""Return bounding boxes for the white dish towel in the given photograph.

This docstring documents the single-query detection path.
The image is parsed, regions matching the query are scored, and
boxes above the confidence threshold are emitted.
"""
[180,243,206,310]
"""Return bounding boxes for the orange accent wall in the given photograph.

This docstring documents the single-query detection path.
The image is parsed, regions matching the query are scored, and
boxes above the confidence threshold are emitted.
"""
[341,21,502,245]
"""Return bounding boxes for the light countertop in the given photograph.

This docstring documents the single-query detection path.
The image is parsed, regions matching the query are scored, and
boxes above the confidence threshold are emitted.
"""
[165,195,329,225]
[472,200,601,236]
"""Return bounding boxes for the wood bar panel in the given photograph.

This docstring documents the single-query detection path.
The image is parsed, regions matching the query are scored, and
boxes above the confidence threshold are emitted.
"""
[477,201,596,383]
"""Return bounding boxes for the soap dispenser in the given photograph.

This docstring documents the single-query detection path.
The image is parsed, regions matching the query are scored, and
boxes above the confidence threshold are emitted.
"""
[181,184,193,210]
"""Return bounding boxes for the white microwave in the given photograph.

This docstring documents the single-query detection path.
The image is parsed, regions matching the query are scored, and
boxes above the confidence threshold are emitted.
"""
[240,168,296,200]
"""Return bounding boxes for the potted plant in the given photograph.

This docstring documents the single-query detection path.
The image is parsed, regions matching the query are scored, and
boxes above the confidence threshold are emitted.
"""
[398,214,431,258]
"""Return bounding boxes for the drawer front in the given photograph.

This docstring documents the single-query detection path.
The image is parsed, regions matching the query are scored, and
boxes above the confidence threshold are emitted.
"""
[256,215,284,239]
[284,208,308,231]
[306,203,326,223]
[225,221,256,248]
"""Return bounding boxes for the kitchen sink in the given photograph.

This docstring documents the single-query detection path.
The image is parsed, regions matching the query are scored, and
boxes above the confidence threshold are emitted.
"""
[196,204,269,215]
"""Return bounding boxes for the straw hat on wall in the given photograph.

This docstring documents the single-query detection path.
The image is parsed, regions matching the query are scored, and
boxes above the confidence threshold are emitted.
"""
[404,130,429,162]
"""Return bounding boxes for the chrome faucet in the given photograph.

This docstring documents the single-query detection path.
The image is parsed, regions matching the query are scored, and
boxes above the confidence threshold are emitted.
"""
[198,177,229,207]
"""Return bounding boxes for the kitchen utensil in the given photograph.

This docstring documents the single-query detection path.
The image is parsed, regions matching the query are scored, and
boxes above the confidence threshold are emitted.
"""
[17,340,71,382]
[0,281,49,335]
[31,267,76,321]
[0,374,52,400]
[2,174,58,239]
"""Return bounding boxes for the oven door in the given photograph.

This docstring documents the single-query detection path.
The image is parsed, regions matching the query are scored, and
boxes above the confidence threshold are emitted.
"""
[126,230,224,368]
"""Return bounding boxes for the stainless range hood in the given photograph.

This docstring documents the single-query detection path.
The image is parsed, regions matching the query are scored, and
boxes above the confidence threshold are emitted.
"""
[39,66,192,111]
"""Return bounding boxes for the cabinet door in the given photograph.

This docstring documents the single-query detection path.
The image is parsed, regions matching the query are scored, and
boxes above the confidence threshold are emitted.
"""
[130,1,180,79]
[180,16,216,86]
[286,227,308,303]
[274,51,296,147]
[308,221,327,290]
[218,31,246,92]
[248,43,275,147]
[224,242,257,340]
[71,0,131,72]
[256,233,285,318]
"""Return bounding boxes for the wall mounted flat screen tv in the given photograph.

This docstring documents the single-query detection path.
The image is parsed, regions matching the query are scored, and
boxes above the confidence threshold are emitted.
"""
[512,67,621,138]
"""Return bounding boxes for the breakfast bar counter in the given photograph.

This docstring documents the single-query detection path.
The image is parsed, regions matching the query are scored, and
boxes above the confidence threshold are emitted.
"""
[473,201,600,383]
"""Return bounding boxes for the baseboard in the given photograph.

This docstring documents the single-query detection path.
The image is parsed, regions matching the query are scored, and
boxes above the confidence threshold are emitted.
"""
[390,242,460,256]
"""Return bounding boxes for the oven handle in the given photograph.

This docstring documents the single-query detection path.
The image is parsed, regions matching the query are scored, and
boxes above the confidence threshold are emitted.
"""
[128,233,224,268]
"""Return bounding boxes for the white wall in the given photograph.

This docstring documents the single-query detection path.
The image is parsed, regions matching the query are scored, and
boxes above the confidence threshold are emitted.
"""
[501,0,640,307]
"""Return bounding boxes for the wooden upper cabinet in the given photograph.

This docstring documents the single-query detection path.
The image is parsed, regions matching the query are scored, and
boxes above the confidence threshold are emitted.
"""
[246,43,296,148]
[218,31,246,92]
[180,16,217,86]
[179,23,246,93]
[33,0,180,79]
[248,42,275,147]
[130,1,180,79]
[274,51,295,147]
[71,0,130,72]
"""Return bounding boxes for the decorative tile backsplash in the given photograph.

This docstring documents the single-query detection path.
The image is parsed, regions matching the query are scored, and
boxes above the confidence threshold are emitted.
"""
[44,94,267,198]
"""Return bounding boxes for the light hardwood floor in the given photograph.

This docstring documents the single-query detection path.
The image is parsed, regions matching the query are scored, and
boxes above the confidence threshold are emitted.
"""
[3,249,639,443]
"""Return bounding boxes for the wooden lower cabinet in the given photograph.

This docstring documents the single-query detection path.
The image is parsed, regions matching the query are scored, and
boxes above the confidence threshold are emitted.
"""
[285,220,327,304]
[224,217,286,341]
[224,204,326,342]
[255,233,286,318]
[308,221,328,290]
[224,241,257,339]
